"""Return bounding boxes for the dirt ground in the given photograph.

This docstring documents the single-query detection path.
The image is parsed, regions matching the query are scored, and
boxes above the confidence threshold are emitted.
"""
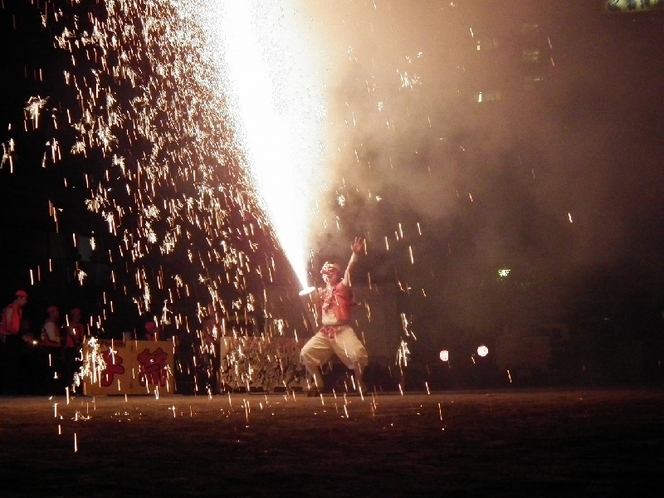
[0,388,663,497]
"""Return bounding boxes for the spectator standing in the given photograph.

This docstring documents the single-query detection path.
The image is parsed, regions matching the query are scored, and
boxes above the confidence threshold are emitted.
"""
[1,290,29,394]
[144,321,161,341]
[19,317,40,395]
[63,308,85,392]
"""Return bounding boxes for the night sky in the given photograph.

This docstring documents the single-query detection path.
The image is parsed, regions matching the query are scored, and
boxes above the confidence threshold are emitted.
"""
[1,0,664,367]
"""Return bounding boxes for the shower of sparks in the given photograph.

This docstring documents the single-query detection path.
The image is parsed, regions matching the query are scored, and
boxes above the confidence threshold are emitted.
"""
[8,0,498,393]
[396,339,410,368]
[24,96,48,129]
[12,0,337,393]
[207,1,327,289]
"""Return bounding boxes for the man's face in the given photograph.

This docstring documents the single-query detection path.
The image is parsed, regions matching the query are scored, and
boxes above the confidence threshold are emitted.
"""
[321,266,341,285]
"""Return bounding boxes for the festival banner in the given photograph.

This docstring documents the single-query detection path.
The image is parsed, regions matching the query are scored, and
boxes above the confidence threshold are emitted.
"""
[220,335,306,392]
[83,339,175,395]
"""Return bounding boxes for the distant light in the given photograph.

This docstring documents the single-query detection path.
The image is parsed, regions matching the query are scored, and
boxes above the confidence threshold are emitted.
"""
[439,350,449,362]
[472,91,501,103]
[498,268,511,278]
[605,0,664,12]
[477,345,489,357]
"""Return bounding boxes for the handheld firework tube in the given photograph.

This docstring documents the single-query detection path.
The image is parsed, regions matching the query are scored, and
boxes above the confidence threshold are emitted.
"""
[298,286,316,296]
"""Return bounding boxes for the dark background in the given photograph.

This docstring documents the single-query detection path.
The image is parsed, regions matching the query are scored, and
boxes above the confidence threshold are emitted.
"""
[2,0,664,386]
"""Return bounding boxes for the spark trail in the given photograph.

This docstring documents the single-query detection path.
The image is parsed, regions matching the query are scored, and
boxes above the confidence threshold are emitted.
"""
[207,1,327,290]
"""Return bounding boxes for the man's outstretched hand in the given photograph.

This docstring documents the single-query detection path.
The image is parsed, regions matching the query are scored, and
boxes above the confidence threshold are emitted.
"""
[351,237,365,255]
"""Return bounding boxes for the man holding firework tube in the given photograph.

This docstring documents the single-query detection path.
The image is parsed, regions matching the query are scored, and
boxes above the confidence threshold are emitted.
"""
[300,237,369,395]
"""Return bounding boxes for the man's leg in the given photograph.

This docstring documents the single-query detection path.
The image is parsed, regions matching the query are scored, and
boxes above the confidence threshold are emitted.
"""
[331,327,369,393]
[300,333,333,392]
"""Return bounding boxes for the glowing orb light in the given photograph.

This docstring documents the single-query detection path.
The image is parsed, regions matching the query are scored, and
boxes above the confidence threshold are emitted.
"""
[477,345,489,357]
[439,350,449,362]
[498,268,511,278]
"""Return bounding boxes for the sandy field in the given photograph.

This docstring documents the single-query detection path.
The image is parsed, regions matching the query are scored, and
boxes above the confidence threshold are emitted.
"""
[1,388,663,497]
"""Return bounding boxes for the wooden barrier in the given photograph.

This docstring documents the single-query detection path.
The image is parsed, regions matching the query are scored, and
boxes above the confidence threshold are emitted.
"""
[220,336,307,392]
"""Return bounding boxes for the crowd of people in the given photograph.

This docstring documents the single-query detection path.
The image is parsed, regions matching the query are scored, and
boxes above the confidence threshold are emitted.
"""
[0,290,173,396]
[0,290,86,395]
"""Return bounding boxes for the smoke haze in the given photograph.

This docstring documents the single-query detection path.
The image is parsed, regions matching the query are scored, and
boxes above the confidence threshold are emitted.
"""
[292,0,664,345]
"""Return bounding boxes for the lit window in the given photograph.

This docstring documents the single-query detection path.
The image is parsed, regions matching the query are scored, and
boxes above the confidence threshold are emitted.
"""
[522,49,541,63]
[606,0,664,11]
[476,38,498,51]
[524,75,545,90]
[472,91,502,103]
[522,23,539,35]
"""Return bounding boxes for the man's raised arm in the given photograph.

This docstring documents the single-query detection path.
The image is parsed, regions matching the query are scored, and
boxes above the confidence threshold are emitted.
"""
[342,237,365,287]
